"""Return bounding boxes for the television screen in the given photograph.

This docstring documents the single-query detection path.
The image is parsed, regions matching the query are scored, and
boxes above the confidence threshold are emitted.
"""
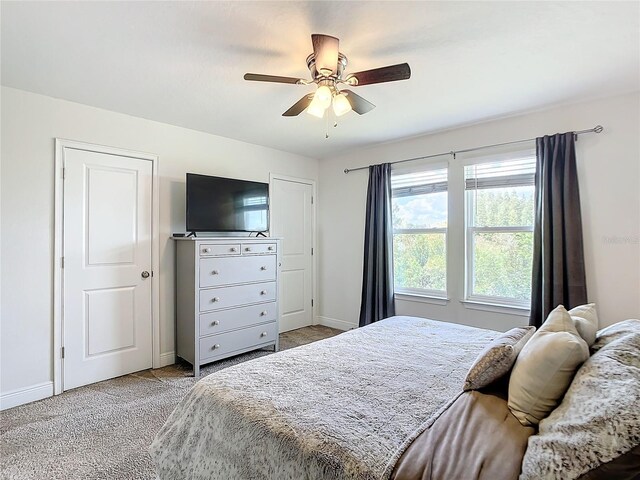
[186,174,269,232]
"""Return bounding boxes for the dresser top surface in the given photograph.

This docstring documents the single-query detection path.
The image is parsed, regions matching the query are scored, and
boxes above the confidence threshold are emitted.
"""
[172,236,282,241]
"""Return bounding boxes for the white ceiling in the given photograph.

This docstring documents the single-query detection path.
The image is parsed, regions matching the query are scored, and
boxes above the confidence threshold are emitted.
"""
[2,1,639,159]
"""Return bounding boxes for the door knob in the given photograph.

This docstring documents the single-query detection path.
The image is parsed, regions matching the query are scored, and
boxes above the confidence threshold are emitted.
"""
[141,271,150,279]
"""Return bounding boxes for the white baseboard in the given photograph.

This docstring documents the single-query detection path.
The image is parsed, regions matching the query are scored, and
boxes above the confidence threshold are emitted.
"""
[159,351,176,368]
[0,381,53,411]
[316,316,357,331]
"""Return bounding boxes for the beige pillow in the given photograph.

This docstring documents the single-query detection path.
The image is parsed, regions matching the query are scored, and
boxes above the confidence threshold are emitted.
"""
[463,326,536,391]
[508,305,589,426]
[568,303,598,347]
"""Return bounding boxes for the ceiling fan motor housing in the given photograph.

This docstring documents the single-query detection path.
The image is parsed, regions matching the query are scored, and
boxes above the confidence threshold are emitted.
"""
[306,53,348,83]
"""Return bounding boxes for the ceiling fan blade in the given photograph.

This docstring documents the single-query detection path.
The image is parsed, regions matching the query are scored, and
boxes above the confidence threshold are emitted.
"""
[244,73,304,84]
[311,34,339,75]
[341,90,376,115]
[345,63,411,86]
[282,94,314,116]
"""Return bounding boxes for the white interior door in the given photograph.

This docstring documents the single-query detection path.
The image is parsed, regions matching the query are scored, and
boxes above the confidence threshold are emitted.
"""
[270,177,314,332]
[63,147,153,390]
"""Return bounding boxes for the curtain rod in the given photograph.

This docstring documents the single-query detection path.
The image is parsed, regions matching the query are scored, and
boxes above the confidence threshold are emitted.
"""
[343,125,603,174]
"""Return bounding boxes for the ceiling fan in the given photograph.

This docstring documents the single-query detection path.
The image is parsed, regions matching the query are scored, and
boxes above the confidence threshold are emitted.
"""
[244,34,411,118]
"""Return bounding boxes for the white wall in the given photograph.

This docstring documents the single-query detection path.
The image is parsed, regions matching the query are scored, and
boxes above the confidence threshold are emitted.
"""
[0,86,318,406]
[2,86,639,409]
[318,92,640,331]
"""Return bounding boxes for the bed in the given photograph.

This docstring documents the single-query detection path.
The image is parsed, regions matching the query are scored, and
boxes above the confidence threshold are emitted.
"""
[150,315,640,480]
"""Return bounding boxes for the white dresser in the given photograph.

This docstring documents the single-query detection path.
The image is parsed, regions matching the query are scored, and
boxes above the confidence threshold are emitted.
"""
[174,237,281,376]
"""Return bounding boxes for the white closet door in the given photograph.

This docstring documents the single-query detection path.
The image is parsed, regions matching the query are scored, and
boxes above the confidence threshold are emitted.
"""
[63,147,153,390]
[270,178,313,332]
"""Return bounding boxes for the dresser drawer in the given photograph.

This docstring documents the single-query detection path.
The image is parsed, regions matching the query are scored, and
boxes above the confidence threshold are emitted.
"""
[199,243,241,257]
[241,242,277,255]
[199,282,276,312]
[200,322,277,362]
[200,254,276,287]
[199,302,277,336]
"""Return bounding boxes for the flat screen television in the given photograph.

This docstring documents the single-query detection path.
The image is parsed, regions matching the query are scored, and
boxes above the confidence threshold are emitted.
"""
[186,173,269,233]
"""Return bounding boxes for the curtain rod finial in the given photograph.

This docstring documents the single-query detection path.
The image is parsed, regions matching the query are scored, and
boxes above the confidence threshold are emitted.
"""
[344,168,350,174]
[594,125,604,133]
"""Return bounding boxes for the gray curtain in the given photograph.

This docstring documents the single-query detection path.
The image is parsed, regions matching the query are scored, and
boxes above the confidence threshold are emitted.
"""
[359,163,396,327]
[529,132,587,327]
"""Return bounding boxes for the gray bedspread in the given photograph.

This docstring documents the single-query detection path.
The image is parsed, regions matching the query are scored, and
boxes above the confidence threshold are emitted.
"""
[150,316,498,480]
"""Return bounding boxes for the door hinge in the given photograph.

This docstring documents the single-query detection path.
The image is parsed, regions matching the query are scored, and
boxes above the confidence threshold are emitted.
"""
[311,196,314,205]
[151,270,154,277]
[311,247,314,255]
[62,167,66,180]
[61,347,65,359]
[61,256,64,268]
[311,299,314,307]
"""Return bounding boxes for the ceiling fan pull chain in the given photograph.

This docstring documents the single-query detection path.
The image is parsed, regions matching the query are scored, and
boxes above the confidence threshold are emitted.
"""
[325,108,329,139]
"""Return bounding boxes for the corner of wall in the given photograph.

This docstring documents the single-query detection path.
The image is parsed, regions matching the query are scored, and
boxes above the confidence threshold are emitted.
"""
[316,316,357,331]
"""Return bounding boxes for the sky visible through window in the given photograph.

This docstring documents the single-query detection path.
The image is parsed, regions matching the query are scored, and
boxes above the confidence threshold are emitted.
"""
[393,192,447,229]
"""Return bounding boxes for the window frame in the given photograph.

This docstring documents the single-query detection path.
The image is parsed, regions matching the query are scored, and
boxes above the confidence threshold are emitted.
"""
[463,152,536,308]
[391,163,449,299]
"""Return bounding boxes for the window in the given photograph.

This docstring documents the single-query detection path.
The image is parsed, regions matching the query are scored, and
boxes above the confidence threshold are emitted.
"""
[391,166,448,297]
[464,155,536,307]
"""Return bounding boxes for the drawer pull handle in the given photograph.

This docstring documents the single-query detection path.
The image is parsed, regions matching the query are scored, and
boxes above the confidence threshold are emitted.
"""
[260,266,267,271]
[268,246,274,251]
[211,320,220,326]
[245,247,251,252]
[260,290,267,295]
[203,248,211,253]
[260,311,268,316]
[260,332,268,337]
[211,270,219,275]
[212,297,220,302]
[230,247,237,252]
[212,344,220,350]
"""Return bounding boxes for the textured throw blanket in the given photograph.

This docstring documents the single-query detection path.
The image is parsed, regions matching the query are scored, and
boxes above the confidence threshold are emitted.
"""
[521,319,640,479]
[150,316,497,480]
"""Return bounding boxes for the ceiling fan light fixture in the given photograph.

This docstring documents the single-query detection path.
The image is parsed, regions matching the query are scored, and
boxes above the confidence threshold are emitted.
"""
[306,97,326,118]
[314,85,332,109]
[332,93,352,116]
[245,34,410,124]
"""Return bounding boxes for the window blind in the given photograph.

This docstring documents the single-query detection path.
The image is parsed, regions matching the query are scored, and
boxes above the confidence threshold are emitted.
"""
[465,156,536,190]
[392,167,448,198]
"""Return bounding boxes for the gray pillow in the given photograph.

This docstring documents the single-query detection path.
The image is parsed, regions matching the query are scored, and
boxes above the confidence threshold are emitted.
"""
[520,319,640,480]
[463,326,535,391]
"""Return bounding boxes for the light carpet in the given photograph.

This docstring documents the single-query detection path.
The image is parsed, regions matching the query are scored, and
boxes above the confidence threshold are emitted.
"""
[0,325,342,480]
